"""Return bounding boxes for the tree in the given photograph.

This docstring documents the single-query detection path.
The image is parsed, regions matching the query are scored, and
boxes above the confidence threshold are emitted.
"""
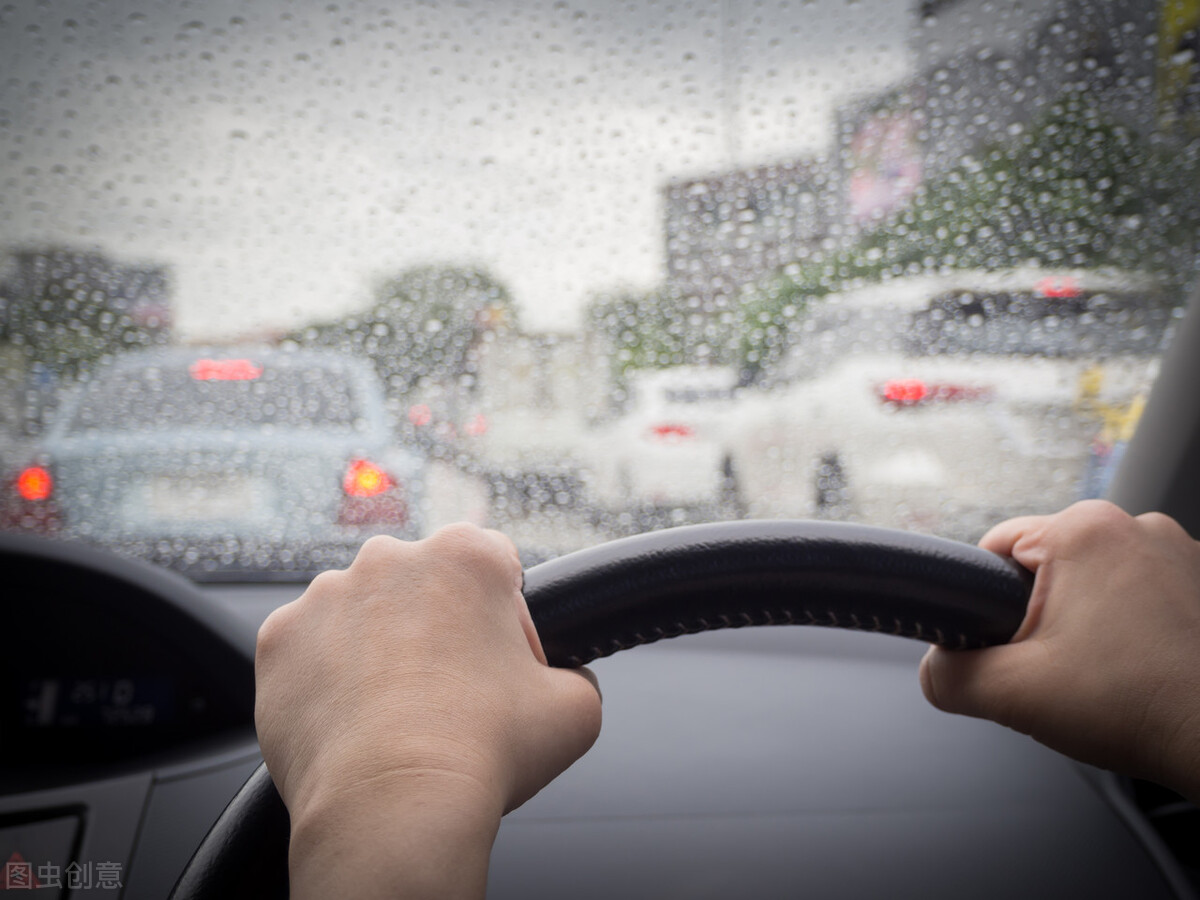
[0,245,171,381]
[737,93,1200,380]
[290,264,515,395]
[586,287,736,384]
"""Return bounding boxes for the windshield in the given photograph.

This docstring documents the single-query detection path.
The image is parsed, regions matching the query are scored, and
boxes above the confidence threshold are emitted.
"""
[66,361,363,434]
[2,0,1198,579]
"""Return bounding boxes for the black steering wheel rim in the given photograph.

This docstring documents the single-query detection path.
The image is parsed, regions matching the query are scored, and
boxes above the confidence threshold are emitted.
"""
[170,519,1032,900]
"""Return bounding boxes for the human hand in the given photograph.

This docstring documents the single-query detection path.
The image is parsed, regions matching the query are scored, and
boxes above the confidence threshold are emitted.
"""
[255,524,602,899]
[920,500,1200,801]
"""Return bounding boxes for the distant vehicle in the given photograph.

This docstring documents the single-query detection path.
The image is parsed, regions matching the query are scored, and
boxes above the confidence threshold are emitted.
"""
[1,347,424,576]
[583,365,744,526]
[728,268,1174,538]
[399,383,585,522]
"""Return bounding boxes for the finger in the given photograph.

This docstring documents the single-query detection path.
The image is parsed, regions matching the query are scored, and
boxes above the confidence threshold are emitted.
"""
[919,643,1037,730]
[516,594,549,666]
[480,527,522,565]
[978,514,1050,557]
[568,665,601,703]
[469,529,551,665]
[504,666,604,814]
[543,666,603,753]
[467,526,525,601]
[920,645,992,718]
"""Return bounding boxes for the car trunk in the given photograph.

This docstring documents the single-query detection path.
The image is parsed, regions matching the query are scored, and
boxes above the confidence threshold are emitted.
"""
[49,432,355,543]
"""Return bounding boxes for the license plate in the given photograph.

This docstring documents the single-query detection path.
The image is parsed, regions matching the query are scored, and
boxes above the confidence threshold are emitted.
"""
[146,473,266,521]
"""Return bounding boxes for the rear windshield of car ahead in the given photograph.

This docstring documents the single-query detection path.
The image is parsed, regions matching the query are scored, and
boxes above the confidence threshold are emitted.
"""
[67,364,362,434]
[663,387,737,403]
[906,290,1174,357]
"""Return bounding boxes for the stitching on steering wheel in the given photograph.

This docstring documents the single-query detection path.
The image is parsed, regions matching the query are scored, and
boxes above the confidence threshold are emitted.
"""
[569,609,973,666]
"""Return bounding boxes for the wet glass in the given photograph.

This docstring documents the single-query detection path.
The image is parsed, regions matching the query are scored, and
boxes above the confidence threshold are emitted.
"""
[1,0,1197,577]
[68,364,362,433]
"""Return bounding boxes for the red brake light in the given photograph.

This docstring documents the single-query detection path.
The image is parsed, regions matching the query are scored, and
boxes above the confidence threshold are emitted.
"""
[343,459,394,497]
[408,404,433,427]
[464,413,489,437]
[1035,275,1081,299]
[880,380,992,406]
[16,466,53,501]
[882,379,928,405]
[189,358,263,381]
[648,424,695,440]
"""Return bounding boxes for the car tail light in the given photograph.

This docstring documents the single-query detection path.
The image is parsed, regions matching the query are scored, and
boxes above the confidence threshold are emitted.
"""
[879,380,993,407]
[463,413,489,437]
[16,466,53,501]
[881,379,928,405]
[189,358,263,380]
[343,459,394,497]
[648,423,695,441]
[1035,275,1081,299]
[3,464,61,534]
[408,404,433,427]
[339,459,408,527]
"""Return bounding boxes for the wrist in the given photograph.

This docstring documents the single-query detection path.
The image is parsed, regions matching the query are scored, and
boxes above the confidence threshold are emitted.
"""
[287,767,505,900]
[1138,686,1200,807]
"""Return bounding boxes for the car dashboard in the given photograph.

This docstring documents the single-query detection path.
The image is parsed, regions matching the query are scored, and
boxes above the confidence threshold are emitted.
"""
[1,532,1197,899]
[1,535,263,899]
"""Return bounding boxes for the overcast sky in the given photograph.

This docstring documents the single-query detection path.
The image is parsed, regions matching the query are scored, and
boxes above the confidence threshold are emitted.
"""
[0,0,912,337]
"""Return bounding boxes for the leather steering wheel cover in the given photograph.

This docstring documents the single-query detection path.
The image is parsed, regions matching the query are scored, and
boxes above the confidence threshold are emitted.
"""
[170,520,1032,899]
[170,760,291,900]
[525,520,1031,667]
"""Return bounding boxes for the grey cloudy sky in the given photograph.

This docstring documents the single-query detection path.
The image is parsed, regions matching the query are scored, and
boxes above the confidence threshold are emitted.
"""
[0,0,912,336]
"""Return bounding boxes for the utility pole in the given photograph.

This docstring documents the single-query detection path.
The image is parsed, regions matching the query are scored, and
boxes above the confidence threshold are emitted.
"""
[721,0,740,166]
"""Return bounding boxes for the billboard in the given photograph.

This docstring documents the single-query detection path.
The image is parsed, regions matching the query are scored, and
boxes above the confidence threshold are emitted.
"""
[846,99,924,226]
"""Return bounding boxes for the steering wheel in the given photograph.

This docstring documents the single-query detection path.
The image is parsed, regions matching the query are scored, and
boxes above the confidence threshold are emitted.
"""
[170,520,1032,899]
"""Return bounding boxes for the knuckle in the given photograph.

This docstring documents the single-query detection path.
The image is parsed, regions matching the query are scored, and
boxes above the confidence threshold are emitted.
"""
[354,533,407,564]
[424,522,521,585]
[1068,498,1130,527]
[346,535,411,581]
[1055,499,1135,547]
[428,522,496,562]
[429,521,488,547]
[1135,510,1187,538]
[256,603,295,659]
[305,567,346,598]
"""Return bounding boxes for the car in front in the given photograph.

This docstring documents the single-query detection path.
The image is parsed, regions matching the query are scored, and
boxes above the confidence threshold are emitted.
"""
[2,347,423,577]
[583,365,744,529]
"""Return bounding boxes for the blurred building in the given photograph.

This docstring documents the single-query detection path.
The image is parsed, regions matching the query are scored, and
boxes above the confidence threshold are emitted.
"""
[914,0,1160,176]
[835,0,1166,234]
[661,157,836,308]
[659,0,1196,316]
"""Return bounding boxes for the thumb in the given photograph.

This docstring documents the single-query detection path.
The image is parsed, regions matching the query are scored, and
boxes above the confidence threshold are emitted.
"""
[547,665,603,756]
[919,644,1034,730]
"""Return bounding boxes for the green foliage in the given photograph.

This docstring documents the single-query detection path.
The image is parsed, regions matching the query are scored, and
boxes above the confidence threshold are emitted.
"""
[874,92,1173,272]
[586,288,735,382]
[289,264,514,395]
[737,93,1200,379]
[0,246,171,381]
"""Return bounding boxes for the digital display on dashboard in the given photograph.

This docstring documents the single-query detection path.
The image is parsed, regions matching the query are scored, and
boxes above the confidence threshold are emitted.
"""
[21,677,176,728]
